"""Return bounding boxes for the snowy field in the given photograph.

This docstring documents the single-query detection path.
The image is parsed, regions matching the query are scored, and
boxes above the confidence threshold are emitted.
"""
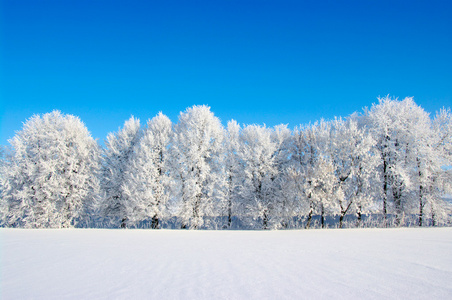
[1,228,451,300]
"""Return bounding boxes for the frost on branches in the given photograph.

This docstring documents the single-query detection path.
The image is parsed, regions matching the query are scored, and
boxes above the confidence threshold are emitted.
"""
[171,105,224,229]
[0,111,100,228]
[99,116,141,228]
[237,124,279,229]
[365,97,452,226]
[1,98,451,229]
[122,113,172,228]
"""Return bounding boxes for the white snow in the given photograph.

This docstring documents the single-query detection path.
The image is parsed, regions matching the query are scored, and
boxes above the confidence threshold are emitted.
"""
[1,228,451,299]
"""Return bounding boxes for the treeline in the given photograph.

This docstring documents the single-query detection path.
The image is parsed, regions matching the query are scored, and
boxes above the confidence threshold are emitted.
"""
[0,96,451,229]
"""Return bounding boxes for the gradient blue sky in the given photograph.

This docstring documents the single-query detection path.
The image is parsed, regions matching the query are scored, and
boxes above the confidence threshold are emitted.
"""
[1,0,451,145]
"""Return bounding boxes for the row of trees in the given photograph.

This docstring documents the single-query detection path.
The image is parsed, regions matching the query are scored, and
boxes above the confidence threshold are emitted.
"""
[1,96,451,229]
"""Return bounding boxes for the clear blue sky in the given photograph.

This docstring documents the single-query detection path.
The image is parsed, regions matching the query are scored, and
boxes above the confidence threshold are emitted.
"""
[1,0,451,145]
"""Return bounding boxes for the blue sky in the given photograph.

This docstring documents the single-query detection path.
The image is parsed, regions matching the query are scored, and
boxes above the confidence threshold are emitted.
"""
[1,0,451,145]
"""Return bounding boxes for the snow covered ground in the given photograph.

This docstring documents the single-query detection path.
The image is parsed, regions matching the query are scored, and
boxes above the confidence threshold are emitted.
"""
[1,228,451,300]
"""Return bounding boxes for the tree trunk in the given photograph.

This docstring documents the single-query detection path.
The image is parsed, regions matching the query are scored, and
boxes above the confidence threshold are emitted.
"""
[339,212,345,228]
[418,183,424,227]
[228,174,233,228]
[418,163,424,227]
[305,202,313,229]
[321,204,325,228]
[356,210,362,228]
[393,183,402,226]
[227,205,232,228]
[419,200,423,227]
[193,192,201,230]
[151,215,159,229]
[263,210,268,230]
[120,217,127,229]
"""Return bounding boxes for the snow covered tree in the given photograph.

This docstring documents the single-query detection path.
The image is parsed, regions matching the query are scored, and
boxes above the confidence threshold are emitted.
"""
[270,124,293,228]
[286,125,316,228]
[0,146,5,187]
[99,116,141,228]
[329,117,378,227]
[1,98,449,230]
[221,120,242,228]
[416,108,452,226]
[365,96,434,226]
[171,105,224,229]
[122,113,172,228]
[238,124,280,229]
[0,146,7,225]
[1,111,100,228]
[283,125,313,228]
[309,121,341,228]
[288,121,339,228]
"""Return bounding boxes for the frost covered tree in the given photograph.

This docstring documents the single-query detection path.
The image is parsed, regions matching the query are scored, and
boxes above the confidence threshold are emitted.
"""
[308,121,341,228]
[285,125,316,228]
[171,105,224,229]
[283,125,314,227]
[122,113,172,228]
[221,120,242,228]
[1,97,450,230]
[288,121,339,229]
[0,146,7,224]
[415,108,452,226]
[0,146,5,188]
[329,118,378,227]
[99,116,141,228]
[1,111,100,228]
[238,124,280,229]
[270,124,293,228]
[365,96,437,226]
